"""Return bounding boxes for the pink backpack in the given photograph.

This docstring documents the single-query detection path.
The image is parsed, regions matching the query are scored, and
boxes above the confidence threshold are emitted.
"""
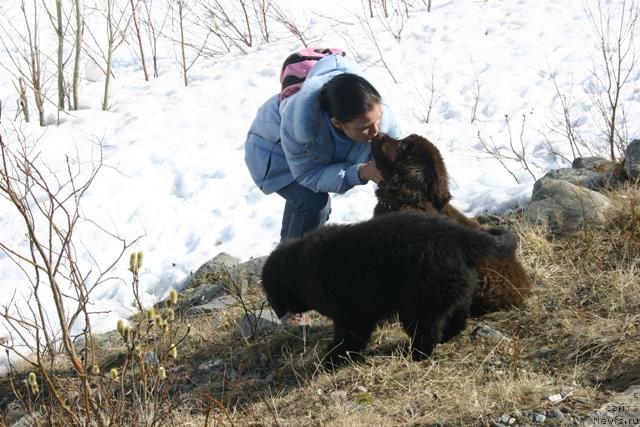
[279,48,345,102]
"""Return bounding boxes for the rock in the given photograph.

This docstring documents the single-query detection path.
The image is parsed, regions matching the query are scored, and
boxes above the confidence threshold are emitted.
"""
[623,139,640,181]
[169,284,227,312]
[572,156,613,170]
[233,256,268,289]
[542,167,618,190]
[547,408,565,419]
[548,393,564,403]
[497,414,511,424]
[74,330,123,353]
[189,253,240,289]
[469,323,510,341]
[533,347,553,359]
[524,178,616,237]
[534,413,546,423]
[235,308,282,338]
[184,295,237,315]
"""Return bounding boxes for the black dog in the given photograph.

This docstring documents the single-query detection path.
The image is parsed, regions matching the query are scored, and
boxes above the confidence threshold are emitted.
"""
[261,211,517,364]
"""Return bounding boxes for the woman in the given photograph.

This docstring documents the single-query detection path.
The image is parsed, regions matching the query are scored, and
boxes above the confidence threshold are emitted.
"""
[244,52,402,241]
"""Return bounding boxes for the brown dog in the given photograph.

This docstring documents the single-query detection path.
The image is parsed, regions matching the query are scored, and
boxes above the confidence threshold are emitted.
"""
[371,134,531,315]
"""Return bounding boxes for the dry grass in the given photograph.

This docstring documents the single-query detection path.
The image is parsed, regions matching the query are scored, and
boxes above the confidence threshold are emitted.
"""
[2,186,640,426]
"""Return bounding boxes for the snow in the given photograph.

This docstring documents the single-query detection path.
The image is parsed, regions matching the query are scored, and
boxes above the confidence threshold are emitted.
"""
[0,0,638,364]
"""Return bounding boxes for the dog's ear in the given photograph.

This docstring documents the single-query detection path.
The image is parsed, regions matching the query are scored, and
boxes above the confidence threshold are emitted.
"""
[411,135,452,209]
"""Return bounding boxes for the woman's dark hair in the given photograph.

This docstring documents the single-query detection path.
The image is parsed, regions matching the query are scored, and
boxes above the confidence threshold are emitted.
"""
[318,73,381,123]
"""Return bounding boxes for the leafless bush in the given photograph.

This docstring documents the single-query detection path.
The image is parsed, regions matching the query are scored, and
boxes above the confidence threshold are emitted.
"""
[0,0,47,126]
[270,3,312,48]
[376,0,408,42]
[167,0,212,86]
[545,69,596,163]
[71,0,84,110]
[412,64,439,124]
[129,0,149,81]
[202,0,253,53]
[41,0,67,111]
[252,0,272,43]
[354,1,399,84]
[0,104,190,424]
[140,0,170,78]
[585,0,639,161]
[477,114,540,184]
[470,59,481,124]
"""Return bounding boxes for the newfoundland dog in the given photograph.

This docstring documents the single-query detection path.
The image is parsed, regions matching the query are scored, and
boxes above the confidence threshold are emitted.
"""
[371,133,532,315]
[261,211,517,364]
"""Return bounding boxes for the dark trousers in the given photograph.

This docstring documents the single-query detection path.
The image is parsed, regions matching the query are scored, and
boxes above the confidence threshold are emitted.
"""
[276,181,331,241]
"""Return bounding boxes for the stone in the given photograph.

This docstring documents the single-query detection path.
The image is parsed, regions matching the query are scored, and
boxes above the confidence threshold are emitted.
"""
[543,167,618,190]
[533,347,553,359]
[235,307,282,338]
[470,323,510,341]
[184,295,237,315]
[623,139,640,181]
[572,156,613,170]
[548,393,564,403]
[524,178,616,237]
[169,284,227,312]
[547,408,565,419]
[233,256,268,289]
[188,252,240,289]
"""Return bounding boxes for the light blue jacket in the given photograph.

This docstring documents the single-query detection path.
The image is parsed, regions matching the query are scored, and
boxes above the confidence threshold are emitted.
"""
[244,54,401,195]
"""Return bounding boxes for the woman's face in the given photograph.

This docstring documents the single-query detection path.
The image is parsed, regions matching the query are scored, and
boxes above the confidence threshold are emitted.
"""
[330,103,383,143]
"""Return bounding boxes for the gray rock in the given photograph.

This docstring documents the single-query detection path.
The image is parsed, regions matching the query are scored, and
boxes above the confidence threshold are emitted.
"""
[547,408,565,419]
[188,252,240,289]
[572,156,613,170]
[74,330,123,352]
[543,167,617,190]
[469,323,510,341]
[164,283,227,313]
[533,347,553,359]
[184,295,237,315]
[534,413,546,423]
[235,307,282,338]
[524,178,616,237]
[624,139,640,181]
[234,256,268,289]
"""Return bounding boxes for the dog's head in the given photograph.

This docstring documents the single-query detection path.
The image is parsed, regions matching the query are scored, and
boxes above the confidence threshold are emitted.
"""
[261,245,311,320]
[371,134,451,209]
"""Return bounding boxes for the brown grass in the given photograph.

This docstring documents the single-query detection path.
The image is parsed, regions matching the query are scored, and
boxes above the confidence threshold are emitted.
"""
[2,186,640,426]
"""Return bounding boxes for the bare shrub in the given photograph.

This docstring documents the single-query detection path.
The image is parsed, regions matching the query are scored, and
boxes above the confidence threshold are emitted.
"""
[270,3,312,48]
[477,114,540,184]
[585,0,639,161]
[0,105,191,424]
[0,0,47,125]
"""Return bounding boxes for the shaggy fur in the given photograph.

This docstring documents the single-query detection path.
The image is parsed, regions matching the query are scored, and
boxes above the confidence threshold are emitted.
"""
[371,134,532,315]
[261,211,517,364]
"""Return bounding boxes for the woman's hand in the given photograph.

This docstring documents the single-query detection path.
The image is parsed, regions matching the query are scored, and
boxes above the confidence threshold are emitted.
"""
[358,161,384,184]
